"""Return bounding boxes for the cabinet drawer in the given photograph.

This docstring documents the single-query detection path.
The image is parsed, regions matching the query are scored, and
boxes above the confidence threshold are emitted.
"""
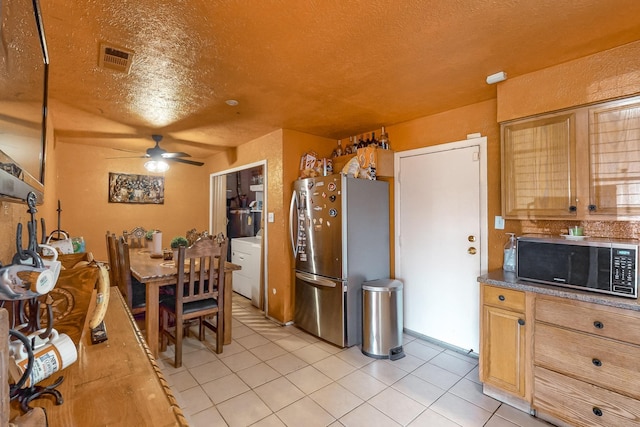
[534,366,640,427]
[482,285,525,312]
[536,296,640,345]
[535,322,640,399]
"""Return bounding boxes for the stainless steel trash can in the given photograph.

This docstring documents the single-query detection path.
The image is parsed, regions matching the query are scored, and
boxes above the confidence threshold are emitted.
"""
[361,279,405,360]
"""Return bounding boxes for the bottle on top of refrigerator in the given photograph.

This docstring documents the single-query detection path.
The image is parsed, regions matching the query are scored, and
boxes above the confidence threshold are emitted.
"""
[503,233,516,272]
[379,127,390,150]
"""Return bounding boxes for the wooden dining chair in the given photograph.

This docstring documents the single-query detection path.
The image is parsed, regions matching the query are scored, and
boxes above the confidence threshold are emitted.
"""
[159,237,228,367]
[116,236,147,316]
[123,226,147,249]
[105,232,121,290]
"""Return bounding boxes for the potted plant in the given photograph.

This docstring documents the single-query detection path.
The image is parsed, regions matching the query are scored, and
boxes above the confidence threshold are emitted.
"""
[170,236,188,256]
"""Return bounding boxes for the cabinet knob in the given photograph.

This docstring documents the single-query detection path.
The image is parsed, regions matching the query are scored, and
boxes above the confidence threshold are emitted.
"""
[592,407,603,417]
[588,204,597,212]
[518,318,525,326]
[569,205,577,212]
[593,321,604,329]
[498,295,505,301]
[592,358,602,367]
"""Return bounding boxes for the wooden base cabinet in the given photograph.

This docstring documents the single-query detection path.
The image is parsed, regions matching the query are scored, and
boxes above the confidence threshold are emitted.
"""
[479,285,531,409]
[533,295,640,427]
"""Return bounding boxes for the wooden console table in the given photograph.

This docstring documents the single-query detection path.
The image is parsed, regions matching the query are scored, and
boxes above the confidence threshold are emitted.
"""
[11,287,188,426]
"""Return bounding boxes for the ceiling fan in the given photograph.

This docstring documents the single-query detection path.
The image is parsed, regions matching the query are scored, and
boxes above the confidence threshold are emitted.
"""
[110,134,205,171]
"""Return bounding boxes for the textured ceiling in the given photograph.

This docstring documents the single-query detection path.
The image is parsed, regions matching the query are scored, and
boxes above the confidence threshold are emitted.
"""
[40,0,640,157]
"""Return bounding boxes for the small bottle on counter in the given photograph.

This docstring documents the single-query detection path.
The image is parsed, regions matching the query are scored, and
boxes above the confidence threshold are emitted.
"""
[503,233,516,272]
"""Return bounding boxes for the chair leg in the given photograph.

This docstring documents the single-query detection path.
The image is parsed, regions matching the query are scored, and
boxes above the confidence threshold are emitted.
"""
[198,317,205,341]
[174,316,183,368]
[215,312,223,354]
[160,310,168,353]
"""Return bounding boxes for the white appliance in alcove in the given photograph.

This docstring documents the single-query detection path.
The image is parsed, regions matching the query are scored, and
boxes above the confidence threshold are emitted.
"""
[231,236,262,307]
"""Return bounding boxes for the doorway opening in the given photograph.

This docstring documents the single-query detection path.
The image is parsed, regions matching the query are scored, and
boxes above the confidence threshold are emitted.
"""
[210,160,268,312]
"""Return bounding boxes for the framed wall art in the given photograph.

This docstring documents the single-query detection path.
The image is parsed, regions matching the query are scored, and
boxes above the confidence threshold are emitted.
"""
[108,172,165,204]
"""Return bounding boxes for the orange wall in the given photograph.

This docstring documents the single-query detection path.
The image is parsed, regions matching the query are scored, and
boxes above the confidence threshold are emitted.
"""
[498,40,640,122]
[55,142,209,261]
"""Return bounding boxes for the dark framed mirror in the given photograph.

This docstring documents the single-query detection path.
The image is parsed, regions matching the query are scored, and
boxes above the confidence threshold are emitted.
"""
[0,0,48,204]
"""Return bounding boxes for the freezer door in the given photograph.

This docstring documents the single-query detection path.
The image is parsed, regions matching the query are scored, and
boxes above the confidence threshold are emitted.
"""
[291,175,343,279]
[294,271,345,347]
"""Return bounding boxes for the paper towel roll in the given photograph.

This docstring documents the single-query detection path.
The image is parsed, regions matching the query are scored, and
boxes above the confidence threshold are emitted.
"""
[152,232,162,255]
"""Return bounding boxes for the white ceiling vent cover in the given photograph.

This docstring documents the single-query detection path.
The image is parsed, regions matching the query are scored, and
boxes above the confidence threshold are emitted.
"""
[99,43,134,73]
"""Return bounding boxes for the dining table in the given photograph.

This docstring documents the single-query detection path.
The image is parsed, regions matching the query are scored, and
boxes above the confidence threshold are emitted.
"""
[128,249,241,358]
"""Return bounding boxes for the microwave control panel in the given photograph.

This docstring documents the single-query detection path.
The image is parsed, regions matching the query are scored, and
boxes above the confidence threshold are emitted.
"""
[612,248,637,295]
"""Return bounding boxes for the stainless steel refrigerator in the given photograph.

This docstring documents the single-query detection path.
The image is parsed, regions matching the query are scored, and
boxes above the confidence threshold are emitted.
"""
[289,174,390,347]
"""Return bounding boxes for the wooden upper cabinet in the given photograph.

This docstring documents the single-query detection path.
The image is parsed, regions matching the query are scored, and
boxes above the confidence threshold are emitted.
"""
[501,94,640,220]
[501,113,577,219]
[588,96,640,217]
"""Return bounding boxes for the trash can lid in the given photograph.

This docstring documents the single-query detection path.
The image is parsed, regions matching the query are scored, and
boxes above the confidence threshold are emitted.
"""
[362,279,403,292]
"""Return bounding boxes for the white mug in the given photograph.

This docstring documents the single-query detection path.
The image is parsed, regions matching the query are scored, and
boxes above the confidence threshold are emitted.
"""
[9,329,78,387]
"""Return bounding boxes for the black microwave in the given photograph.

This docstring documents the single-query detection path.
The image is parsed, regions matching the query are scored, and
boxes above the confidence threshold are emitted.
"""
[516,235,638,298]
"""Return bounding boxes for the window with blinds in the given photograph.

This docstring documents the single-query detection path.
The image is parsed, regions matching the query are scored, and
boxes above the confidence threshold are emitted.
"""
[589,98,640,216]
[502,114,576,218]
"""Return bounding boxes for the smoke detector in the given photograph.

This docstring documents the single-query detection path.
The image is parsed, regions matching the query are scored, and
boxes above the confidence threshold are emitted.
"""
[98,43,134,73]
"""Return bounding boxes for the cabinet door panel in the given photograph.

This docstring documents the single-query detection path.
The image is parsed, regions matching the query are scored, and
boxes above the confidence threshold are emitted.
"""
[480,305,526,396]
[589,97,640,217]
[502,113,576,218]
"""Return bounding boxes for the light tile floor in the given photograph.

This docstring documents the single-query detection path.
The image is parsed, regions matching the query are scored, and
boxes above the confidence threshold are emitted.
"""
[157,294,554,427]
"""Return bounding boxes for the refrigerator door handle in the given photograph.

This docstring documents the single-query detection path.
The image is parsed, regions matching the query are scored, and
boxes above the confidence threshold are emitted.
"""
[289,190,299,258]
[295,271,337,288]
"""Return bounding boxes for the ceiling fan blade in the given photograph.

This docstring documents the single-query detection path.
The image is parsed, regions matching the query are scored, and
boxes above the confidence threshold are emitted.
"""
[161,152,191,158]
[168,158,204,166]
[112,147,143,154]
[106,155,146,159]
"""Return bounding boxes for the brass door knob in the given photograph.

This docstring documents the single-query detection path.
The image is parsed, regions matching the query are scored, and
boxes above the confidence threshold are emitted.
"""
[468,247,477,255]
[468,235,476,242]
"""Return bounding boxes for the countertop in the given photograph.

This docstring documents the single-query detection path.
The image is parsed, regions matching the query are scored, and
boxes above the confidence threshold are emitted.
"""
[478,270,640,312]
[232,236,263,247]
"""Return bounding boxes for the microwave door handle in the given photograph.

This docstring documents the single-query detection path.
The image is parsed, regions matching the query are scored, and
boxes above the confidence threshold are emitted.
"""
[289,190,299,258]
[295,272,337,288]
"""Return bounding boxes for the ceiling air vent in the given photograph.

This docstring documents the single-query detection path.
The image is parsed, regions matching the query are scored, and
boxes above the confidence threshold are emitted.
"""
[98,43,134,73]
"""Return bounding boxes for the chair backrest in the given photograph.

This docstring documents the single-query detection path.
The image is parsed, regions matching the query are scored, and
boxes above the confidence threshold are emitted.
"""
[105,232,120,290]
[186,228,209,246]
[175,237,228,311]
[123,226,147,249]
[115,236,134,309]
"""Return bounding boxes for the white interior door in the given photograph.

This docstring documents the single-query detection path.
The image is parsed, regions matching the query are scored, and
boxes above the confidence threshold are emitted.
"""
[395,137,487,353]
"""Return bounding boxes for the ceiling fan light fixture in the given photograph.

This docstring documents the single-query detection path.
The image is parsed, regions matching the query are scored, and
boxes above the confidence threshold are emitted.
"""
[144,159,170,172]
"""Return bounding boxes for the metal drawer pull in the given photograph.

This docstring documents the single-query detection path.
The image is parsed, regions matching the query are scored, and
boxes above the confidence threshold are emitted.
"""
[592,358,602,367]
[593,321,604,329]
[498,295,505,301]
[592,407,603,417]
[518,318,525,326]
